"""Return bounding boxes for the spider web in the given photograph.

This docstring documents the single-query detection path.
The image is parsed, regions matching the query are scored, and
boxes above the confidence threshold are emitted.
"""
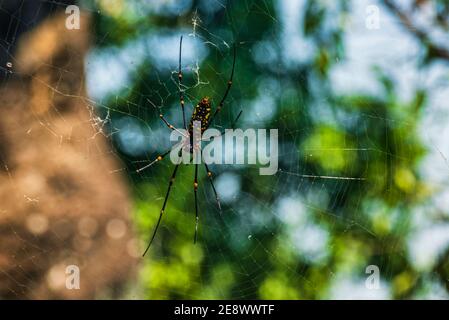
[1,0,449,300]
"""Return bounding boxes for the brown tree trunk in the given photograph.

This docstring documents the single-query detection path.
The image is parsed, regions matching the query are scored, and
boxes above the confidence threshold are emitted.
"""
[0,11,137,299]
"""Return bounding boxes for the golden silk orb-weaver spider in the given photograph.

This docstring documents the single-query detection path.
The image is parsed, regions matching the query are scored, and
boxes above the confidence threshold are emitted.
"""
[137,36,239,256]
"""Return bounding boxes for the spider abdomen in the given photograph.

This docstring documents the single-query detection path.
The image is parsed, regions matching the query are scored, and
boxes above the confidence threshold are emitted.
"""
[189,97,211,133]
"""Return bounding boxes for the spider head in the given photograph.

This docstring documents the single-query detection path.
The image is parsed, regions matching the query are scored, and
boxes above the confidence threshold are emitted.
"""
[201,97,210,105]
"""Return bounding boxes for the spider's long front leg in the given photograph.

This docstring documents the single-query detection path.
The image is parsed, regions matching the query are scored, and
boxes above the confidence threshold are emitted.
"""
[178,36,187,130]
[203,163,221,212]
[208,44,236,127]
[193,164,199,243]
[143,164,180,256]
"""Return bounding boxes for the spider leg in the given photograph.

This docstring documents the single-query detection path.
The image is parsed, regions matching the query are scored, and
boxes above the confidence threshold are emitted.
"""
[147,98,188,137]
[208,44,236,127]
[202,110,243,142]
[142,164,180,256]
[158,113,183,134]
[136,149,171,173]
[199,111,241,214]
[203,163,222,212]
[179,36,187,130]
[193,164,199,243]
[230,110,242,129]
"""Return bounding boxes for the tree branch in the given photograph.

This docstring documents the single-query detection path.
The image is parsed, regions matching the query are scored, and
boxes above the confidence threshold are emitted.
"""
[382,0,449,61]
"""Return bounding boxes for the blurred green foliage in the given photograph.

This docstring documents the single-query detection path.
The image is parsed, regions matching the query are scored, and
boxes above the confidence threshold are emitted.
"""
[88,0,449,299]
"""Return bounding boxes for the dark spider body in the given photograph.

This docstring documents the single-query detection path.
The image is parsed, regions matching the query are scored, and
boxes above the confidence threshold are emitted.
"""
[188,97,211,153]
[139,36,237,256]
[189,97,212,134]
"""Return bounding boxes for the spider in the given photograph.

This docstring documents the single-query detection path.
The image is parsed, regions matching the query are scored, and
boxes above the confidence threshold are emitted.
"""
[138,36,239,256]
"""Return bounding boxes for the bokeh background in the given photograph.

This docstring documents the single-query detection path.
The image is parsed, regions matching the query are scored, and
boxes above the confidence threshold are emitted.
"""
[1,0,449,299]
